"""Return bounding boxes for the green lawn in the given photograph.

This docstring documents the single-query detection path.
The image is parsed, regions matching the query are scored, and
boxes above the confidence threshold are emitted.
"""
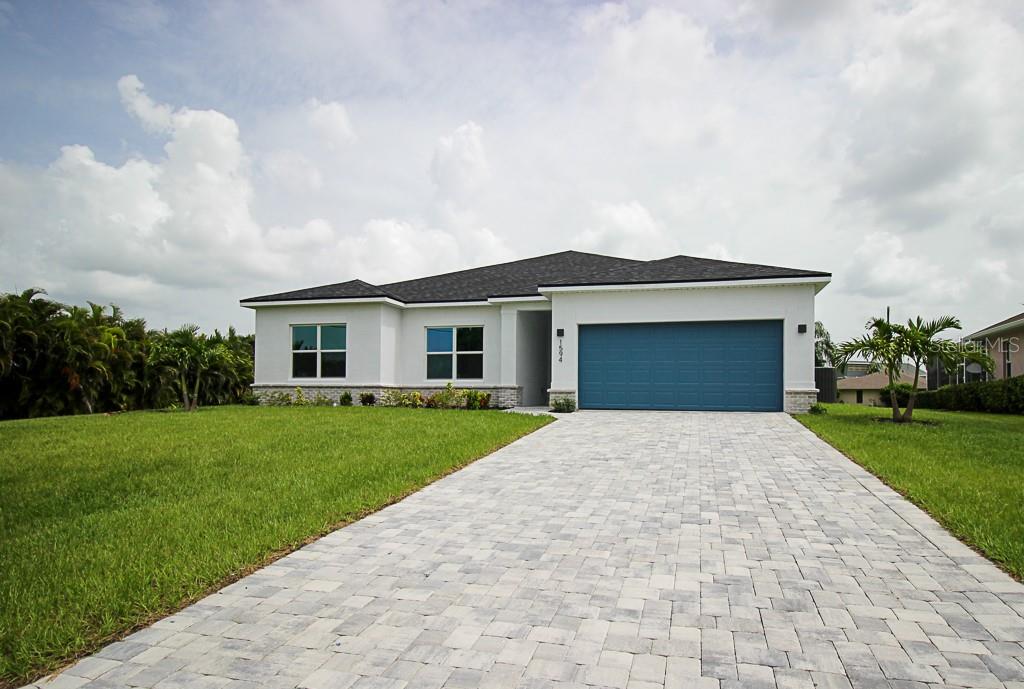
[798,404,1024,581]
[0,406,551,685]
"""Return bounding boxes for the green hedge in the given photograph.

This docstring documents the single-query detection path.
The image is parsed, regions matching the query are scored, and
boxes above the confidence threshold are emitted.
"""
[916,377,1024,414]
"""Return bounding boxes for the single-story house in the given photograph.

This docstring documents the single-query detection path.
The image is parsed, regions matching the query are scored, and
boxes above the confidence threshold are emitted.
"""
[837,370,919,406]
[240,250,831,412]
[841,360,919,378]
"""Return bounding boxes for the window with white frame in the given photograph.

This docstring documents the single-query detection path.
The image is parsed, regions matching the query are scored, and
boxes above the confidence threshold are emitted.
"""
[426,326,483,379]
[291,324,346,378]
[1003,339,1013,379]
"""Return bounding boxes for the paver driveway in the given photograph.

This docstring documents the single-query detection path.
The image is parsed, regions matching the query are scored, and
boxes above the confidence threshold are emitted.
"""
[35,412,1024,689]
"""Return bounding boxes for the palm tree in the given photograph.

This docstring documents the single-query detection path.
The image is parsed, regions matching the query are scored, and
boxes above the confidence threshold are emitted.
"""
[814,321,840,368]
[838,315,992,423]
[148,325,234,411]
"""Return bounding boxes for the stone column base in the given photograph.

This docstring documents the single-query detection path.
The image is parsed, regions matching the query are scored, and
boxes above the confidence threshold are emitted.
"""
[547,390,577,407]
[785,389,818,413]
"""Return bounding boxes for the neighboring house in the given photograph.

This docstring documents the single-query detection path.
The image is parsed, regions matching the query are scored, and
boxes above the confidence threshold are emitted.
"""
[240,251,831,412]
[968,311,1023,381]
[837,371,919,406]
[842,360,918,378]
[927,310,1024,389]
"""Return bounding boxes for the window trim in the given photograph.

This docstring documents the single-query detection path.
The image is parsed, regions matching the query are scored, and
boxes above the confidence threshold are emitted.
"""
[1004,339,1013,379]
[291,323,347,380]
[425,326,484,381]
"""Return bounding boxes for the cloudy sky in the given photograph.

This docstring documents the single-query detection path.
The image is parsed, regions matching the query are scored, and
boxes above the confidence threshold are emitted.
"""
[1,0,1022,339]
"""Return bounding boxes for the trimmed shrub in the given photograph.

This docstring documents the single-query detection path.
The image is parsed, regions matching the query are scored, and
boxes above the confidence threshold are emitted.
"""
[429,382,465,409]
[550,397,576,413]
[808,403,828,415]
[339,391,353,406]
[878,383,914,407]
[311,392,334,406]
[379,390,425,408]
[465,390,485,410]
[359,392,376,406]
[916,377,1024,414]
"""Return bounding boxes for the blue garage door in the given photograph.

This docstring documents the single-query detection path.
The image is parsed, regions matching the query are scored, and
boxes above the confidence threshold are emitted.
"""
[579,321,783,411]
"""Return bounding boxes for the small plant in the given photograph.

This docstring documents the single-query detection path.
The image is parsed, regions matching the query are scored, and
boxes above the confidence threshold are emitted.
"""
[430,382,466,409]
[378,390,404,407]
[479,392,491,410]
[550,397,576,413]
[292,387,310,407]
[339,391,353,406]
[359,392,376,406]
[239,390,260,406]
[808,402,828,415]
[311,392,334,406]
[465,389,482,410]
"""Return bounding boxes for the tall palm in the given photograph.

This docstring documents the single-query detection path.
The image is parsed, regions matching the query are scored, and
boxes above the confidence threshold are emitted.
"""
[838,315,993,423]
[837,317,906,422]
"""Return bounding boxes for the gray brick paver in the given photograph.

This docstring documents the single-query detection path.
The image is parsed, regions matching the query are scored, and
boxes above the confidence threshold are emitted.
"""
[31,412,1024,689]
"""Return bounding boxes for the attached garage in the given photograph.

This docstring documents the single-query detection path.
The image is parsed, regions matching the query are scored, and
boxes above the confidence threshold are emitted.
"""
[578,320,783,411]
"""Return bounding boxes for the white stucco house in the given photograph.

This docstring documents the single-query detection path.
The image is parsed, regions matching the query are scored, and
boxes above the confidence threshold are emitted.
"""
[241,251,831,412]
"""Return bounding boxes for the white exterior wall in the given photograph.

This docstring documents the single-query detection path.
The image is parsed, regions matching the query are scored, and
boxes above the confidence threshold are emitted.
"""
[396,305,502,386]
[379,305,401,386]
[547,283,817,396]
[253,302,389,386]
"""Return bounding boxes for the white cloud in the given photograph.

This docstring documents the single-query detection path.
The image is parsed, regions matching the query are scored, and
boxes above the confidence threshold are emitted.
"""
[430,121,489,200]
[305,98,356,149]
[574,202,675,259]
[260,150,323,192]
[841,231,963,300]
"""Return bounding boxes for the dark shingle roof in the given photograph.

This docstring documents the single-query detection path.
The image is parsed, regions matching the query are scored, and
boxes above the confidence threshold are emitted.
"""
[242,279,399,303]
[241,250,830,304]
[541,255,831,287]
[380,251,641,302]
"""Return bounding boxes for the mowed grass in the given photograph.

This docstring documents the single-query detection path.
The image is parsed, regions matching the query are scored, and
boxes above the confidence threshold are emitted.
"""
[798,404,1024,580]
[0,406,551,685]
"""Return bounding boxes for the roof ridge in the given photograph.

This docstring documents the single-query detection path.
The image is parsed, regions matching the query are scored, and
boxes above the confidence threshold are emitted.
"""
[380,249,641,290]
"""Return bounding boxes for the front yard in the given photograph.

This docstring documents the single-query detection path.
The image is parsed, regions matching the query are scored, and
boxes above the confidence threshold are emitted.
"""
[0,406,551,686]
[798,404,1024,581]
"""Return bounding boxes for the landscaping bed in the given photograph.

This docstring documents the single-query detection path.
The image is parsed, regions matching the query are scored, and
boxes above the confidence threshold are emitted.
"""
[0,406,551,686]
[798,404,1024,581]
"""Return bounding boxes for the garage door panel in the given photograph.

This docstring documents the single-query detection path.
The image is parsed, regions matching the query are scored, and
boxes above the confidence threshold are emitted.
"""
[578,321,783,411]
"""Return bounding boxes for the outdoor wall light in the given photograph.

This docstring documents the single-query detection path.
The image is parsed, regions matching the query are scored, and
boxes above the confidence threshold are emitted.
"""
[797,323,808,333]
[556,328,565,337]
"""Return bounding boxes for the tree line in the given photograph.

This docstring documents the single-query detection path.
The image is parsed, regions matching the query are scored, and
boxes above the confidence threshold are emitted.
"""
[0,289,254,420]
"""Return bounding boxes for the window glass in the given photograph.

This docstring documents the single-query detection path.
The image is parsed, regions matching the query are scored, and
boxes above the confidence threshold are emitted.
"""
[456,326,483,352]
[321,351,346,377]
[292,325,317,351]
[321,325,346,350]
[292,352,317,377]
[457,353,483,379]
[427,327,453,353]
[427,353,453,379]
